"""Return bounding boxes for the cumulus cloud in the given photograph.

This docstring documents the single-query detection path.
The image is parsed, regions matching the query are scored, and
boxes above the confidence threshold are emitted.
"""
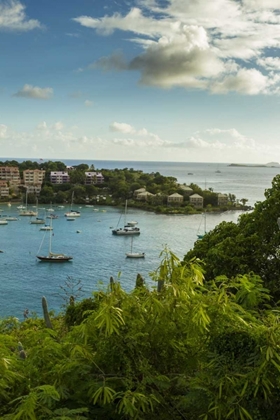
[211,68,269,95]
[84,100,93,107]
[14,84,53,100]
[110,121,169,147]
[257,57,280,70]
[182,128,256,151]
[110,122,136,134]
[52,121,64,131]
[74,0,280,94]
[0,0,42,31]
[36,121,48,130]
[0,124,8,138]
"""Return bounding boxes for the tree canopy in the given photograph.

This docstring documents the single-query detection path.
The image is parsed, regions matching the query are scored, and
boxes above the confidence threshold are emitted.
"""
[184,174,280,301]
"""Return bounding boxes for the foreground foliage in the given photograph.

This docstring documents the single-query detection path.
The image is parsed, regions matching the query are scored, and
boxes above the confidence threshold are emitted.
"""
[1,250,280,419]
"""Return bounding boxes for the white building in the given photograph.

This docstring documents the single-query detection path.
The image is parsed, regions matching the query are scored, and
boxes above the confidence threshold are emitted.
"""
[50,171,70,184]
[85,172,104,185]
[168,193,184,203]
[190,194,204,209]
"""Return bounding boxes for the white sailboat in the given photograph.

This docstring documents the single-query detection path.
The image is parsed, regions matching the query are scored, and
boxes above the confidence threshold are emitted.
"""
[19,191,37,217]
[197,211,207,239]
[112,200,140,235]
[125,237,145,258]
[30,199,45,224]
[65,192,80,217]
[36,218,73,262]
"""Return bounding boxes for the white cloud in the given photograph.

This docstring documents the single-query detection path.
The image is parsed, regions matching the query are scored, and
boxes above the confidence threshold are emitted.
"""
[183,128,257,152]
[14,84,53,100]
[211,68,269,95]
[74,0,280,94]
[110,122,136,134]
[110,121,169,147]
[0,124,8,138]
[84,100,93,107]
[52,121,64,131]
[0,119,279,162]
[257,57,280,71]
[0,0,42,31]
[36,121,48,130]
[242,0,280,9]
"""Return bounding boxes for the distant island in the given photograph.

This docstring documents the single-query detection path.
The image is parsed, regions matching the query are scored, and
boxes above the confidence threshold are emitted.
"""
[229,162,280,168]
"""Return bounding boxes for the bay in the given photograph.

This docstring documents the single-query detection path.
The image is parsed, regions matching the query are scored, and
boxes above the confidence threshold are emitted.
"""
[0,160,279,319]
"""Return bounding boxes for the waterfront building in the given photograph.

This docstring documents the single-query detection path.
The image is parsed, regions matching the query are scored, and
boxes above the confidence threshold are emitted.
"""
[0,166,20,186]
[0,180,9,198]
[168,193,184,204]
[217,193,228,206]
[189,193,204,209]
[178,185,193,196]
[134,187,146,198]
[85,172,104,185]
[136,191,155,201]
[50,171,70,184]
[23,169,45,185]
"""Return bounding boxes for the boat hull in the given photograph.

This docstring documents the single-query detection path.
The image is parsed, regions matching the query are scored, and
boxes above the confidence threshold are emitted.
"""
[126,253,145,258]
[37,255,73,262]
[112,228,140,235]
[64,212,80,217]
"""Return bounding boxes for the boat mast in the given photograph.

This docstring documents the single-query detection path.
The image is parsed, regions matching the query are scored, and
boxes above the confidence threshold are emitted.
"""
[124,200,127,226]
[49,217,53,255]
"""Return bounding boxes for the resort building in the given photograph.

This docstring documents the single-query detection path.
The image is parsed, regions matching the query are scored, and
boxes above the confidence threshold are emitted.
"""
[189,193,204,209]
[136,191,155,201]
[0,166,20,186]
[0,180,9,198]
[217,193,228,206]
[85,172,104,185]
[23,169,45,186]
[50,171,70,184]
[168,193,184,204]
[178,185,193,196]
[134,187,146,198]
[24,185,43,194]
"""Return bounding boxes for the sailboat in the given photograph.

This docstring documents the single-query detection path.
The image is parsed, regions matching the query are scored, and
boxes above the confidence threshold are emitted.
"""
[125,237,145,258]
[197,211,207,239]
[30,199,46,224]
[65,192,80,217]
[19,191,37,217]
[112,200,140,235]
[36,217,73,262]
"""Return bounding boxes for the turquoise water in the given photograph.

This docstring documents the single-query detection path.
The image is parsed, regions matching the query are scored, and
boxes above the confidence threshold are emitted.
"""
[1,160,279,319]
[0,205,240,319]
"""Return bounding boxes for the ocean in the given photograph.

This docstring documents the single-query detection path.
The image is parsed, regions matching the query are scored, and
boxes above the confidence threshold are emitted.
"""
[0,160,279,319]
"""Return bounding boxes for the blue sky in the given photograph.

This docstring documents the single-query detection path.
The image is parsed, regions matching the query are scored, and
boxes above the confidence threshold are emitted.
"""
[1,0,280,163]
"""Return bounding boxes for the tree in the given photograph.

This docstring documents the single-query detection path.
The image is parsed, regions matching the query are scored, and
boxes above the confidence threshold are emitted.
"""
[75,164,89,172]
[240,198,248,207]
[69,170,86,185]
[184,174,280,301]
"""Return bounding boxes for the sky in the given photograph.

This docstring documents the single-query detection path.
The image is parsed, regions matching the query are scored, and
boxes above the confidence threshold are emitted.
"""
[0,0,280,164]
